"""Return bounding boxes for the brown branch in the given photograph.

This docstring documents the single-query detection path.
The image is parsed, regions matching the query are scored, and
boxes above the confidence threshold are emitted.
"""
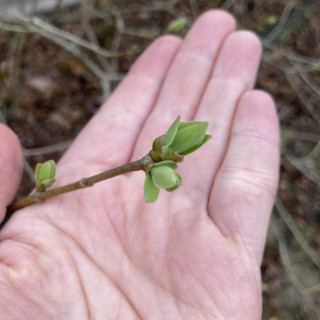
[8,155,153,213]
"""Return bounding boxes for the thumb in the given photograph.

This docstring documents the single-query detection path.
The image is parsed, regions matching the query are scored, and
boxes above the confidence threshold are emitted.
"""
[0,124,23,223]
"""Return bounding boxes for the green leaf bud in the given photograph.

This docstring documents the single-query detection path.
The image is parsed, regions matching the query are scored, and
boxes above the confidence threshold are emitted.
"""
[167,17,188,34]
[267,15,278,26]
[35,160,56,190]
[150,165,180,189]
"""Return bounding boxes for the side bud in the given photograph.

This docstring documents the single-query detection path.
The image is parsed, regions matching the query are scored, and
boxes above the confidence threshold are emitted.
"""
[35,160,56,192]
[143,162,182,203]
[150,165,180,189]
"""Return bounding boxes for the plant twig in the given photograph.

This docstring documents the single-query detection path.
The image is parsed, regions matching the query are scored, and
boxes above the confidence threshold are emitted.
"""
[23,140,72,156]
[189,0,199,20]
[18,16,139,58]
[11,33,26,117]
[286,154,320,186]
[8,155,153,213]
[262,2,293,46]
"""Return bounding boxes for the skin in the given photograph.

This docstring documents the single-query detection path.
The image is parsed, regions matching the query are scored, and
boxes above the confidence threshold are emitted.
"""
[0,10,279,320]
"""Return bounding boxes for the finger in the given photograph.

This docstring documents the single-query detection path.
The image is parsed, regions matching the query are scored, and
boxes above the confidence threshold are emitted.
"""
[0,124,23,222]
[131,10,236,160]
[209,91,280,264]
[58,35,182,177]
[180,30,262,202]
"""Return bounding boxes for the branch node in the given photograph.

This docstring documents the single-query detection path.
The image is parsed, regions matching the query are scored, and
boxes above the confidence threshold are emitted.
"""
[80,178,89,187]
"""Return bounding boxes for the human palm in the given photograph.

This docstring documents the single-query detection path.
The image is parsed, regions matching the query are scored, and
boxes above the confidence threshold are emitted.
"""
[0,11,279,320]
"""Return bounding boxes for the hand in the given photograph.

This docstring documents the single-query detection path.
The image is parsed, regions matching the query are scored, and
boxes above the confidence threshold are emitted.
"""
[0,10,279,320]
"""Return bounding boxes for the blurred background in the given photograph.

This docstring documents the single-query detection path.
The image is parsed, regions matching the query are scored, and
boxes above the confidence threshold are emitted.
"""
[0,0,319,319]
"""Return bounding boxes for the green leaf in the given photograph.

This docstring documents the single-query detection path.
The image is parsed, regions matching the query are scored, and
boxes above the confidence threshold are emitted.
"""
[169,122,209,154]
[176,121,204,130]
[144,173,160,203]
[179,134,212,156]
[164,115,180,147]
[151,166,179,189]
[166,173,182,192]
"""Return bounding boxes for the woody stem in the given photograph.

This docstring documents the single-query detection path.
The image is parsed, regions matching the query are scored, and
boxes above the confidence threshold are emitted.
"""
[8,155,153,213]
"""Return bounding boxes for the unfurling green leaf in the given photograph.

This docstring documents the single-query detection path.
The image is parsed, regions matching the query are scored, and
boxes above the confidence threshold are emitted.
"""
[164,115,180,147]
[179,134,212,156]
[169,121,209,154]
[144,173,160,203]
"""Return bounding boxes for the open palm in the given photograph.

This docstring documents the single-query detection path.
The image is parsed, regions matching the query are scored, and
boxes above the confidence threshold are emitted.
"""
[0,10,279,320]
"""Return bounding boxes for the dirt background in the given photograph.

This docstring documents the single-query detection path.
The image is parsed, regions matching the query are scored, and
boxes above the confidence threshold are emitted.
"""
[0,0,319,319]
